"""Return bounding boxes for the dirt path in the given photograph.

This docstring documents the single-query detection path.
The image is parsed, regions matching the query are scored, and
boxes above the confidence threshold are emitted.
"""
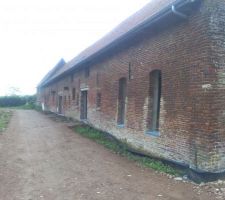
[0,110,217,200]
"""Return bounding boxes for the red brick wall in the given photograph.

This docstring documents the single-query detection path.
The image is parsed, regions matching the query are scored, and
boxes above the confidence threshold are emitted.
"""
[204,0,225,172]
[38,0,225,173]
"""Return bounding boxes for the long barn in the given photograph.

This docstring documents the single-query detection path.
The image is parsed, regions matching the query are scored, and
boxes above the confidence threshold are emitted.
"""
[37,0,225,174]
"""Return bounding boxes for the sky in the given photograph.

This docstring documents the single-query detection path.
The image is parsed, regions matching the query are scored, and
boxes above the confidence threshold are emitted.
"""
[0,0,151,96]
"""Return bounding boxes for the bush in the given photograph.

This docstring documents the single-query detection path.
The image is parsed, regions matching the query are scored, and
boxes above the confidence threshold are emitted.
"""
[0,109,12,132]
[0,95,36,107]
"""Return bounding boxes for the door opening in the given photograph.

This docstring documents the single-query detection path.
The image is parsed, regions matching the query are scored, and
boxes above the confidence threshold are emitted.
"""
[58,96,63,114]
[80,91,88,120]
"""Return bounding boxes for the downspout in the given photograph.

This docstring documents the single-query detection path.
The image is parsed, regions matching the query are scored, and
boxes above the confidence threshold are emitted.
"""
[171,5,188,19]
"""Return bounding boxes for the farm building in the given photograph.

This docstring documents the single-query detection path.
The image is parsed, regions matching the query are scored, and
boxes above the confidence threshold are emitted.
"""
[37,0,225,174]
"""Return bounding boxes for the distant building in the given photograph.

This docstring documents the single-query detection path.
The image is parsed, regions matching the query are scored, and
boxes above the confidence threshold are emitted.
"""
[37,0,225,174]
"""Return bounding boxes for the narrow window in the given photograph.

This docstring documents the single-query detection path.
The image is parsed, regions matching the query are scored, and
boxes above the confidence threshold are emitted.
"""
[64,96,67,105]
[148,70,161,133]
[96,92,101,108]
[76,93,79,106]
[70,74,74,82]
[72,88,76,100]
[64,87,69,91]
[85,67,90,78]
[51,91,56,103]
[128,62,132,80]
[58,96,63,114]
[78,79,80,88]
[117,78,127,126]
[68,95,71,105]
[96,72,99,87]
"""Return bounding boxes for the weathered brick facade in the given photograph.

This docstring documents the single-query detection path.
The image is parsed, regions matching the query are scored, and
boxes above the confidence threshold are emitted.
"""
[37,0,225,173]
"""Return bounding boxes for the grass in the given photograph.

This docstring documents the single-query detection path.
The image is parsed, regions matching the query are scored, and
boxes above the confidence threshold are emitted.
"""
[0,103,41,111]
[74,125,182,176]
[0,109,12,132]
[15,103,36,110]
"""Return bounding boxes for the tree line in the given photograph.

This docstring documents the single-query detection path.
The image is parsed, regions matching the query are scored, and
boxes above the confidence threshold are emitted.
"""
[0,95,36,107]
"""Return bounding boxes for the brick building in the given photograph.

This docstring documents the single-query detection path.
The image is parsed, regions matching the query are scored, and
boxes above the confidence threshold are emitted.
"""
[37,0,225,173]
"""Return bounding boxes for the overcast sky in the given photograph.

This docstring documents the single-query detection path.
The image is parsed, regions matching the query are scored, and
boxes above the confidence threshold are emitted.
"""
[0,0,151,96]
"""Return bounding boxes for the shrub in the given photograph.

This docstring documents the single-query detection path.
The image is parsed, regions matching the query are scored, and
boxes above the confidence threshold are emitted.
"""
[0,95,36,107]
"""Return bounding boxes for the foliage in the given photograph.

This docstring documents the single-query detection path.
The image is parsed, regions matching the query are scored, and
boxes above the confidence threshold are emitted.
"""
[74,125,181,176]
[0,95,36,108]
[0,96,26,107]
[0,109,12,132]
[34,105,42,111]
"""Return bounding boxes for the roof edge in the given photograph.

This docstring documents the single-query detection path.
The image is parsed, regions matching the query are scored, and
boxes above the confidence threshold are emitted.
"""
[38,58,66,88]
[42,0,201,87]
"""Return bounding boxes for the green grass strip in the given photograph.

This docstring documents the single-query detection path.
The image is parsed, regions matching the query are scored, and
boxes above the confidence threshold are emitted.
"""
[0,109,12,132]
[74,125,181,176]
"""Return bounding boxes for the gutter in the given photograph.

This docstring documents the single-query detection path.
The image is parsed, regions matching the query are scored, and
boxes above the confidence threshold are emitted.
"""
[171,5,188,19]
[43,0,200,87]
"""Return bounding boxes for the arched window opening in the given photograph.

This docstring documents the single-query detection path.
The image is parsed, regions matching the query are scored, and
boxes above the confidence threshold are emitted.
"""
[148,70,161,133]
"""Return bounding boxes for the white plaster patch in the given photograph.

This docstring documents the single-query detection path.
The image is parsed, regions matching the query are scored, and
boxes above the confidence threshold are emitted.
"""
[58,91,63,95]
[80,87,89,91]
[143,97,149,130]
[80,83,89,90]
[202,84,212,90]
[41,103,45,111]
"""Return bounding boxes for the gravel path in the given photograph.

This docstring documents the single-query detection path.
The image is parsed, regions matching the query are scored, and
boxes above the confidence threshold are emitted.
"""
[0,110,216,200]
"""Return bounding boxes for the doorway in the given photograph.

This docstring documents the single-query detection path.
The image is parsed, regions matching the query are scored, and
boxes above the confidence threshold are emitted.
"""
[80,91,88,120]
[58,96,63,114]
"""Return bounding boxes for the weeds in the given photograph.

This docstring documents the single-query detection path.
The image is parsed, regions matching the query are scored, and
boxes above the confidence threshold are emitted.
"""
[74,125,181,176]
[1,103,41,111]
[0,109,12,132]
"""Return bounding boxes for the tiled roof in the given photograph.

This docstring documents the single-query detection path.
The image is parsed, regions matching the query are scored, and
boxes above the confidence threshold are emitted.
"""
[38,58,66,87]
[42,0,196,86]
